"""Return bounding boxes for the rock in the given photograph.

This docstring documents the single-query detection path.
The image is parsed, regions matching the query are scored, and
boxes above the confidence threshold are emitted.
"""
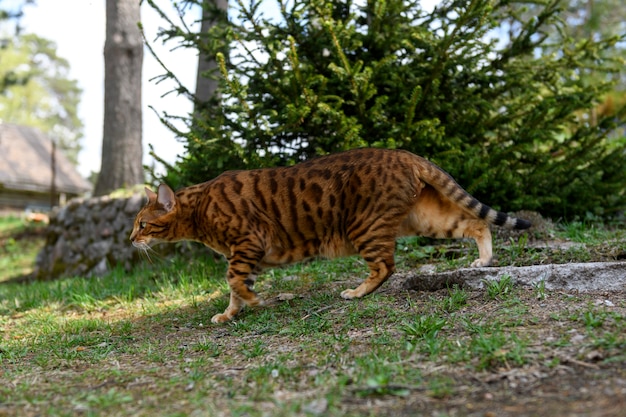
[86,241,113,260]
[124,193,144,214]
[91,258,109,276]
[397,261,626,292]
[73,204,89,222]
[33,191,155,280]
[33,190,210,280]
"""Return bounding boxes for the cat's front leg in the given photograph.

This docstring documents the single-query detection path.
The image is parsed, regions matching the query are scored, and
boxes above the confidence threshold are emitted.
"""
[211,291,244,323]
[211,272,264,323]
[211,246,264,323]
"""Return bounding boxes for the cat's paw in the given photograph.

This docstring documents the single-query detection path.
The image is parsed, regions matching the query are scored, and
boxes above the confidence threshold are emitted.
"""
[341,288,359,299]
[211,312,233,324]
[470,258,492,268]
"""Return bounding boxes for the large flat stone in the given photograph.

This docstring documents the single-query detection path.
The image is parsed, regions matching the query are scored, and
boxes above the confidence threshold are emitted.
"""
[396,261,626,292]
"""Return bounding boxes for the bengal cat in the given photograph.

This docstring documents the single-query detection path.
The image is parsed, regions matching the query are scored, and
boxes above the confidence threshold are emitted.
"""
[130,148,531,323]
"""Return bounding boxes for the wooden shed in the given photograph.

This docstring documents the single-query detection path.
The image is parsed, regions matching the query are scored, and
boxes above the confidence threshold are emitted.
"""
[0,123,92,211]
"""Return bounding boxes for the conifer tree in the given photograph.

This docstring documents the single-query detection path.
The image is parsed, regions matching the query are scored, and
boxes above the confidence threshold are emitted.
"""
[146,0,626,219]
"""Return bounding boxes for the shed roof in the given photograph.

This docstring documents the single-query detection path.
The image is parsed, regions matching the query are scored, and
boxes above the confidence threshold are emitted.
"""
[0,123,92,194]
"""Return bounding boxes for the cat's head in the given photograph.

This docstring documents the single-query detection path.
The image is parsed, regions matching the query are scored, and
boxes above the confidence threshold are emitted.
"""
[130,184,178,249]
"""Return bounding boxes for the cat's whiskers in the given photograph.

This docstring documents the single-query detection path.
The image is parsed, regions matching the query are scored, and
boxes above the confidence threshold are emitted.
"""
[134,242,162,264]
[140,246,154,263]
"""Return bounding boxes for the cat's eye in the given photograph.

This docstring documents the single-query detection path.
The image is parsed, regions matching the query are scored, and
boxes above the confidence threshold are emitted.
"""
[139,221,147,229]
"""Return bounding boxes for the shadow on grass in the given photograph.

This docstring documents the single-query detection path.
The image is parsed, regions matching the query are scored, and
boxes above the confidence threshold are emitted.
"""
[0,250,228,313]
[0,265,356,373]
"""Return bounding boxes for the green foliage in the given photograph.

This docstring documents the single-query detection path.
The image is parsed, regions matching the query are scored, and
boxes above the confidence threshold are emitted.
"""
[440,284,468,313]
[0,215,45,282]
[0,33,83,165]
[401,314,447,345]
[146,0,626,218]
[510,0,626,92]
[484,274,515,300]
[0,0,34,92]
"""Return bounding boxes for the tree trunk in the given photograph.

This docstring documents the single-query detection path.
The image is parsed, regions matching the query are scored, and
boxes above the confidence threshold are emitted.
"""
[95,0,143,196]
[194,0,228,112]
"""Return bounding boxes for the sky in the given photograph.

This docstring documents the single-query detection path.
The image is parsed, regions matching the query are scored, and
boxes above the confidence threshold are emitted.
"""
[17,0,196,178]
[14,0,439,179]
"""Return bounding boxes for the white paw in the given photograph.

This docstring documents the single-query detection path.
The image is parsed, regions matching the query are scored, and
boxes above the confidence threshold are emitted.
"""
[341,289,358,299]
[211,313,232,324]
[470,258,492,268]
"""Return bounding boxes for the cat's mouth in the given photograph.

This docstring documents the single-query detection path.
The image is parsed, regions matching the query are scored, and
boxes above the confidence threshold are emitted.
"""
[132,237,165,250]
[131,240,151,250]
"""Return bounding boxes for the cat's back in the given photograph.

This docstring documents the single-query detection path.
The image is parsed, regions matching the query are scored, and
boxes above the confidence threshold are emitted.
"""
[212,148,420,204]
[199,149,420,260]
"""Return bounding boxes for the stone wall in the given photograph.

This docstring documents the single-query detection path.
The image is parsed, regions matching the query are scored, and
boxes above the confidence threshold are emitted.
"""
[34,192,149,279]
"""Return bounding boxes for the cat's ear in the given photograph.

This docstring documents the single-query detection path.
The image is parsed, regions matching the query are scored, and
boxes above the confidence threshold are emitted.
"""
[145,187,157,204]
[157,184,177,212]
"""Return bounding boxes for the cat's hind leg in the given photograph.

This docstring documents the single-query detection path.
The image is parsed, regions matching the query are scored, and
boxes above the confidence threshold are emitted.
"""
[464,221,493,267]
[448,218,493,267]
[341,239,396,299]
[400,192,494,267]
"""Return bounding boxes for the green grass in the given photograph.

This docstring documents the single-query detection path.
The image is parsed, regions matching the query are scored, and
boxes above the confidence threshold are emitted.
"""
[484,274,515,300]
[1,217,626,415]
[0,215,46,282]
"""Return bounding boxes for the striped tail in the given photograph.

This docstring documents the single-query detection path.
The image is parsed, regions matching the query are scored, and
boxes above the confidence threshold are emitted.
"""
[418,156,532,230]
[470,200,531,229]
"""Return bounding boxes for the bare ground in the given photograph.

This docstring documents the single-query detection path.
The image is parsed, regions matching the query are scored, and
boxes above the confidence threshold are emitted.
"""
[373,286,626,417]
[6,276,625,416]
[370,261,626,416]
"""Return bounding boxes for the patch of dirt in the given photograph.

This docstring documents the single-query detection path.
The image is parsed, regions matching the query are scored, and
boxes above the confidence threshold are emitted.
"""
[340,284,626,417]
[3,283,626,417]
